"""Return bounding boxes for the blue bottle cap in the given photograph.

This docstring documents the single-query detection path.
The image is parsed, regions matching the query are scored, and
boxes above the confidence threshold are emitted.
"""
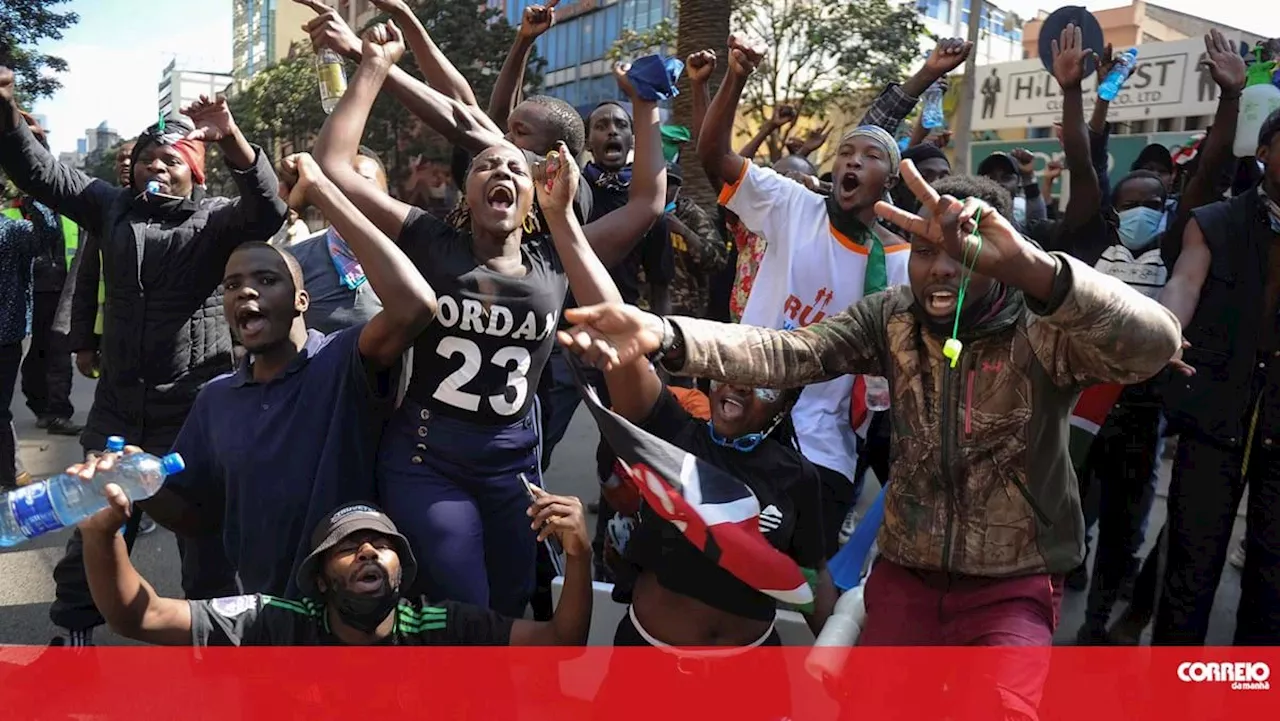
[146,180,161,195]
[106,436,126,452]
[161,453,186,475]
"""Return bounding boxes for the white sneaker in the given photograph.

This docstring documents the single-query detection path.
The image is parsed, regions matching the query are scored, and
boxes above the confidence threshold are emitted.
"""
[837,508,859,546]
[1229,538,1246,569]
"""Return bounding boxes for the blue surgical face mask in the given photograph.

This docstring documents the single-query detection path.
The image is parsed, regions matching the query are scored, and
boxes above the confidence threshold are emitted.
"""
[1117,206,1164,250]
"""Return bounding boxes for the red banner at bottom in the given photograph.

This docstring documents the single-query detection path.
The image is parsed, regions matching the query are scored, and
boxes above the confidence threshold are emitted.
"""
[0,646,1273,720]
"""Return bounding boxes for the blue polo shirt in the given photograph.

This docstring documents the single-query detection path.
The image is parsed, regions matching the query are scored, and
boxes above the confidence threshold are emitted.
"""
[169,326,396,598]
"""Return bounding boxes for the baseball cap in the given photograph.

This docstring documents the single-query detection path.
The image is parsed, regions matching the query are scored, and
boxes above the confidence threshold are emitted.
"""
[295,502,417,597]
[977,152,1019,177]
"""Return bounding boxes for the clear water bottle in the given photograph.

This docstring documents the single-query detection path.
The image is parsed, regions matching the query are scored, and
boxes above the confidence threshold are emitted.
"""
[316,49,348,115]
[0,446,185,546]
[1098,48,1139,102]
[922,80,946,129]
[864,376,891,412]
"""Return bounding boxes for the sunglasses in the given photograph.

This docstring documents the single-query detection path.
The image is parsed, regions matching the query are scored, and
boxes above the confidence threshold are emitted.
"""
[709,380,781,404]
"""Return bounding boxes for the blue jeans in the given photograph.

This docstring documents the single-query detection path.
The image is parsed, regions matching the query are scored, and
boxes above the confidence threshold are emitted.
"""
[377,400,541,618]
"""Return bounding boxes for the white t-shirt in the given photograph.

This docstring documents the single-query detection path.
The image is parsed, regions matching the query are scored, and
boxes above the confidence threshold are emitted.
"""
[722,161,910,481]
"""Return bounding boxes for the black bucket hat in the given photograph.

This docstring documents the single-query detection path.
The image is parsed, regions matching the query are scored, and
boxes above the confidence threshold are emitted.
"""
[295,502,417,597]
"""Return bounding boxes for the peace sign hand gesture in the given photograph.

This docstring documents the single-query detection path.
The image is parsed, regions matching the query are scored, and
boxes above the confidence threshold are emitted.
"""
[874,160,1057,298]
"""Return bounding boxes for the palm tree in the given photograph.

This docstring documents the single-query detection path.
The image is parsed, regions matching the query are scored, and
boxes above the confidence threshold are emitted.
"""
[672,0,732,209]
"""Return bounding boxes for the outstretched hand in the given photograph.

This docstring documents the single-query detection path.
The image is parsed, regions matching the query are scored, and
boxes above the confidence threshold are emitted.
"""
[73,446,144,536]
[1202,29,1246,95]
[1051,22,1096,90]
[182,95,237,143]
[293,0,363,61]
[874,159,1039,287]
[557,304,667,372]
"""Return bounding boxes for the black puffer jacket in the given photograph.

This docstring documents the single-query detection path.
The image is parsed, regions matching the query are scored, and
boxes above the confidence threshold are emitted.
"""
[0,122,287,450]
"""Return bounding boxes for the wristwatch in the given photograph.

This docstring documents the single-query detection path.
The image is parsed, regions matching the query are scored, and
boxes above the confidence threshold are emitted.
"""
[649,317,683,368]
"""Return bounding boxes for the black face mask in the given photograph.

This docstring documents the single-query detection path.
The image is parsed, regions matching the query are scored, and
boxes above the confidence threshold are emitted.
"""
[325,571,400,635]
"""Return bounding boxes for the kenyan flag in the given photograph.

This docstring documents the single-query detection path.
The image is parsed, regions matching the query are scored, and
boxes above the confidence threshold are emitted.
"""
[1068,384,1125,473]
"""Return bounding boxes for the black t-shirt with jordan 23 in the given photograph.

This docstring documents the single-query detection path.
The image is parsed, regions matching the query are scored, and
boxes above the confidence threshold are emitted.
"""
[397,208,568,426]
[190,594,514,646]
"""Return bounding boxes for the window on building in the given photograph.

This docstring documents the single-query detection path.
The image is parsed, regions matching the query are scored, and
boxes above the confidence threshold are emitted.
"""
[961,0,969,24]
[564,18,580,67]
[916,0,950,24]
[604,5,620,50]
[622,0,636,30]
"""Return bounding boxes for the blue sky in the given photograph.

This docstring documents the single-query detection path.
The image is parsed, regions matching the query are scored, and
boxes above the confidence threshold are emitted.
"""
[31,0,233,154]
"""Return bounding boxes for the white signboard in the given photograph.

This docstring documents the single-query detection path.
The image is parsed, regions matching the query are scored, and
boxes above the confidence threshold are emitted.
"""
[971,36,1249,131]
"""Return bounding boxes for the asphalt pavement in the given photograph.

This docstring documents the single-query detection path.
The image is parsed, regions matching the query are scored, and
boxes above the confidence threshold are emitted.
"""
[0,375,1246,645]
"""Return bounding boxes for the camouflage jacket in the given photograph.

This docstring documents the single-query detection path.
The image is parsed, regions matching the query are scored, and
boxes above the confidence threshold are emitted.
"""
[665,253,1181,577]
[665,196,728,317]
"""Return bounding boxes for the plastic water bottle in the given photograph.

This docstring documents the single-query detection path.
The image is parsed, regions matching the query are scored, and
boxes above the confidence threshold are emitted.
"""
[1235,55,1280,158]
[864,376,891,412]
[145,180,160,195]
[1098,48,1139,102]
[805,585,867,683]
[922,80,946,129]
[0,446,185,546]
[316,49,348,115]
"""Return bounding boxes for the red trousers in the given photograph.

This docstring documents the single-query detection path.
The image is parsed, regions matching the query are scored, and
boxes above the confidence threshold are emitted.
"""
[851,559,1064,721]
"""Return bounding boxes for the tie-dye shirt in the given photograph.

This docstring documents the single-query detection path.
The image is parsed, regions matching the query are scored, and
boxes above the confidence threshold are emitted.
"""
[728,215,765,323]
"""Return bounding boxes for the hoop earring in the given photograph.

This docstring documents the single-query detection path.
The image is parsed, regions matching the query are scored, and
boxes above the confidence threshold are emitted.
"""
[523,214,537,233]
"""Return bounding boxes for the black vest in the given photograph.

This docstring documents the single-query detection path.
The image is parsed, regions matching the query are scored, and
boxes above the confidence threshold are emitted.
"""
[1164,189,1280,448]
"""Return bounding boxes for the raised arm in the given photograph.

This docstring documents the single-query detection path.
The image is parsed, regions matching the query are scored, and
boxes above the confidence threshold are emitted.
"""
[0,70,115,231]
[298,0,504,157]
[181,96,289,247]
[1049,24,1102,231]
[860,38,971,134]
[285,153,436,371]
[579,65,666,268]
[1169,31,1246,246]
[313,22,419,241]
[77,455,194,646]
[489,3,558,130]
[509,488,591,646]
[370,0,479,107]
[538,142,664,419]
[686,50,716,151]
[557,293,885,390]
[697,36,764,191]
[1011,148,1047,224]
[741,105,795,161]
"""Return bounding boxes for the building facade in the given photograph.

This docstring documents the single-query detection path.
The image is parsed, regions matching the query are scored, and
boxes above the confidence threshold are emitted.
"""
[159,60,235,120]
[491,0,674,115]
[1006,1,1268,136]
[232,0,316,82]
[916,0,1025,65]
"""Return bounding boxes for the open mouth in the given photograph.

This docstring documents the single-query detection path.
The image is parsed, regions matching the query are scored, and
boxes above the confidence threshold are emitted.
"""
[601,139,625,160]
[717,395,747,422]
[235,305,269,337]
[838,172,861,197]
[486,184,516,211]
[924,289,958,315]
[350,564,387,593]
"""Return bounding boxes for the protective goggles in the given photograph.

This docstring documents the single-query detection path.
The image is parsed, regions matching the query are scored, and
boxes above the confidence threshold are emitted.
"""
[708,380,782,405]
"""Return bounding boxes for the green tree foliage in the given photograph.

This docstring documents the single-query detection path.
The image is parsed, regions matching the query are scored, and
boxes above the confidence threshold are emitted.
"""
[736,0,924,156]
[0,0,78,105]
[606,19,677,63]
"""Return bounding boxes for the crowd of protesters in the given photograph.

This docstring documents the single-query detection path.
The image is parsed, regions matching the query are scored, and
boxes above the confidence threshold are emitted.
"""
[0,0,1277,717]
